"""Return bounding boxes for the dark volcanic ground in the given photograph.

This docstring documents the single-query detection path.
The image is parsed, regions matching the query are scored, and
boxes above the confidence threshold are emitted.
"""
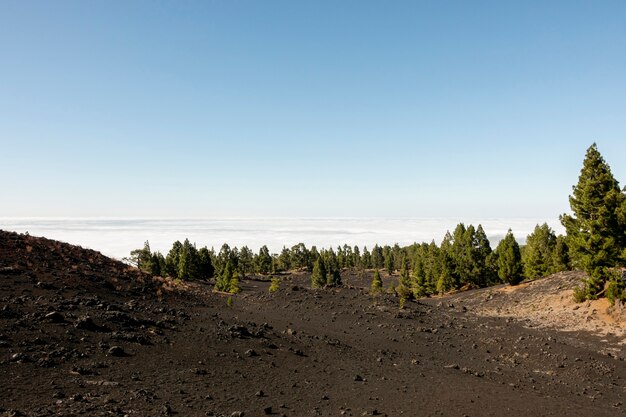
[1,230,625,417]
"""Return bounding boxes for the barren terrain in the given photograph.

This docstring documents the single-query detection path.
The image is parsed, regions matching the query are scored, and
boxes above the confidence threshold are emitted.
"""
[1,231,625,416]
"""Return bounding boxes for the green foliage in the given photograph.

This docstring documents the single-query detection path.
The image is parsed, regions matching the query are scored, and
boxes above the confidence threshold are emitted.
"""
[561,143,626,299]
[290,243,311,270]
[327,269,342,287]
[447,224,494,289]
[523,223,557,280]
[371,245,384,269]
[177,239,198,281]
[361,246,372,269]
[238,246,254,277]
[352,245,361,269]
[311,258,327,288]
[572,285,587,303]
[149,252,165,276]
[370,269,383,294]
[131,240,212,281]
[397,255,414,300]
[226,296,233,307]
[496,230,523,285]
[269,277,281,293]
[396,283,412,303]
[606,270,626,305]
[165,240,183,278]
[214,261,234,292]
[129,241,153,272]
[229,272,242,294]
[256,245,272,275]
[384,250,394,275]
[436,232,458,292]
[552,235,570,273]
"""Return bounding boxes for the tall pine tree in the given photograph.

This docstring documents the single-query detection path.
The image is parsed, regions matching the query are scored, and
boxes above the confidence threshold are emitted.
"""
[496,230,523,285]
[311,258,327,288]
[523,223,557,280]
[560,144,626,298]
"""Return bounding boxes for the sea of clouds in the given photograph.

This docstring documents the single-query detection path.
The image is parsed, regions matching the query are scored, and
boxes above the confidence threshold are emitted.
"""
[0,218,564,260]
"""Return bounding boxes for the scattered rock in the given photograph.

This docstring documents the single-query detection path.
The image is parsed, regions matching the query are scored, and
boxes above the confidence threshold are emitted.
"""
[75,316,108,332]
[44,311,65,323]
[107,346,127,357]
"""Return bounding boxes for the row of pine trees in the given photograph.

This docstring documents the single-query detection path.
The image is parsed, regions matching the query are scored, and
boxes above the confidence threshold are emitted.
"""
[128,144,626,303]
[129,221,568,296]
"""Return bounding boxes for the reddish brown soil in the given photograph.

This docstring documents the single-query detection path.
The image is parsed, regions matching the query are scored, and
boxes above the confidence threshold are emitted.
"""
[1,230,625,417]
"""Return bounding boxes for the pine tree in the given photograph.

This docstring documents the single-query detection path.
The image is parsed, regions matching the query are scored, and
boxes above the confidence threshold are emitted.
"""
[397,255,413,300]
[552,235,570,273]
[311,258,327,288]
[437,231,458,292]
[371,245,384,269]
[129,241,153,272]
[327,269,342,287]
[178,239,198,280]
[229,272,242,294]
[197,247,215,279]
[165,240,183,278]
[411,252,428,297]
[256,245,272,274]
[215,243,233,276]
[384,247,394,275]
[371,269,383,294]
[149,252,164,276]
[523,223,557,279]
[560,143,626,298]
[496,230,523,285]
[352,246,361,269]
[361,246,372,269]
[215,260,234,292]
[474,225,494,286]
[290,243,310,270]
[238,246,254,276]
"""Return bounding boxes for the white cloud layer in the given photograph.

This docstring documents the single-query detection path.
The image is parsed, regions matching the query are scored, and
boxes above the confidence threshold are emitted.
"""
[0,217,564,260]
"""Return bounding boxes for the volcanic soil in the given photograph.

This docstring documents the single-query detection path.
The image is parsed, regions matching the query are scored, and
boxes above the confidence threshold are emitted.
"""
[1,230,625,417]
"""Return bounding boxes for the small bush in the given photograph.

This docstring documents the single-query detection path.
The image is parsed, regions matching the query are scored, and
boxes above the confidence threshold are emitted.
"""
[370,270,383,295]
[572,285,587,303]
[226,296,233,307]
[229,273,241,294]
[396,283,413,301]
[269,277,280,293]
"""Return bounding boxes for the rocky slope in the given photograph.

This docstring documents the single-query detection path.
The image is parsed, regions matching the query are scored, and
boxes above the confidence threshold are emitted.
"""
[1,231,625,416]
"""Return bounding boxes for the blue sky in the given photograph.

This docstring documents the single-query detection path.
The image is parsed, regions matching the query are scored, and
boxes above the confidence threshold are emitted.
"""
[2,1,626,220]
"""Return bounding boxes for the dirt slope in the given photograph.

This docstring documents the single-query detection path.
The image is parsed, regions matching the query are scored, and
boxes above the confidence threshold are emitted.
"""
[1,231,625,417]
[448,271,626,352]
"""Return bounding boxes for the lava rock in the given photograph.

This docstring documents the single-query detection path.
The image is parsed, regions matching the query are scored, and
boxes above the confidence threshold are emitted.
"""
[107,346,127,357]
[44,311,65,323]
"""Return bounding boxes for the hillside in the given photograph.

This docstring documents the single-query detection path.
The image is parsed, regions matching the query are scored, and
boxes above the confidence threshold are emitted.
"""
[1,231,625,417]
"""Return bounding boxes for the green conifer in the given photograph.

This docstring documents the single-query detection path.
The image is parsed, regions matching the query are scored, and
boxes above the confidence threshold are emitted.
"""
[496,230,523,285]
[560,143,626,298]
[371,269,383,294]
[311,258,327,288]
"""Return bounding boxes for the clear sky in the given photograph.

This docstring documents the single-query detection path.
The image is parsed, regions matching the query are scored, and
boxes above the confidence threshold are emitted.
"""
[2,1,625,220]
